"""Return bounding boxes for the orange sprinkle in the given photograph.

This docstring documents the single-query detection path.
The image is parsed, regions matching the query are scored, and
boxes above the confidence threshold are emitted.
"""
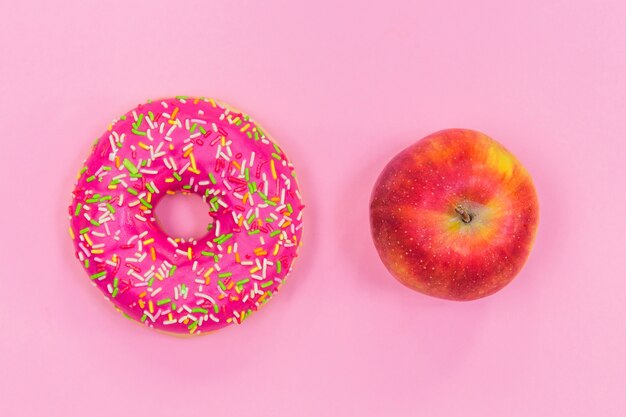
[166,190,176,195]
[281,221,292,229]
[193,98,200,104]
[139,291,147,298]
[183,318,189,324]
[150,247,156,261]
[183,147,194,158]
[227,281,234,290]
[242,193,249,204]
[170,107,179,119]
[138,299,145,309]
[69,227,75,240]
[270,159,277,179]
[115,156,120,168]
[235,252,241,263]
[273,244,280,255]
[232,160,241,170]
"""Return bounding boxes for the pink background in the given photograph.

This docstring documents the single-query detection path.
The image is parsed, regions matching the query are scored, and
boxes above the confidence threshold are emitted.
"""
[1,0,625,416]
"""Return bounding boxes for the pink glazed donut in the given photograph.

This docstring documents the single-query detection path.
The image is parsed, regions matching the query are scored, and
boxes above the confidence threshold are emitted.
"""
[69,97,304,335]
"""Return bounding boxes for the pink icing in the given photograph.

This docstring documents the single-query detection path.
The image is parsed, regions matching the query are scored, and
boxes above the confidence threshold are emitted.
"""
[69,97,304,335]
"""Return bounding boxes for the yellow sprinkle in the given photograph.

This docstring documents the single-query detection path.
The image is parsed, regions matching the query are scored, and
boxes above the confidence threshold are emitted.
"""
[155,272,164,281]
[273,244,280,255]
[84,234,94,247]
[165,178,175,183]
[270,159,277,179]
[258,292,269,303]
[69,227,75,240]
[108,124,113,131]
[209,98,216,108]
[149,300,154,314]
[91,249,104,254]
[138,142,150,150]
[238,217,244,227]
[189,153,198,171]
[108,185,117,190]
[220,136,226,146]
[240,123,250,132]
[187,247,192,260]
[168,313,174,321]
[169,143,174,151]
[250,266,260,274]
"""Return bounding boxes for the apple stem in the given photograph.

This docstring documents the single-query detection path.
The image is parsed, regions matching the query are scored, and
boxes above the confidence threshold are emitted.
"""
[455,205,473,224]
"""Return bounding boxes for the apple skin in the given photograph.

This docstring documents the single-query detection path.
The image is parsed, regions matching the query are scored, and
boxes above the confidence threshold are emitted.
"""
[370,129,539,301]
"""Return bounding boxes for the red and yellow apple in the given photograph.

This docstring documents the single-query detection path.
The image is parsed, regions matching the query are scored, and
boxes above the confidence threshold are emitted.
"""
[370,129,539,301]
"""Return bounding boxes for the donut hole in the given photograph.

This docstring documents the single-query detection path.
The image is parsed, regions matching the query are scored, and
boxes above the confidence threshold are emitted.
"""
[154,193,213,241]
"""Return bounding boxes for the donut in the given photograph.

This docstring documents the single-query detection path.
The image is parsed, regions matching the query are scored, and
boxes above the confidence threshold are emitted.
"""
[69,97,304,335]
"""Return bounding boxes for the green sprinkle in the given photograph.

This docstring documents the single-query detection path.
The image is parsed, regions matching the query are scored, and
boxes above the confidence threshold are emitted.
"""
[79,166,88,175]
[248,183,255,193]
[84,259,90,268]
[131,129,147,136]
[141,314,147,322]
[273,143,281,153]
[74,203,82,216]
[148,111,155,121]
[140,199,153,209]
[208,172,217,184]
[173,172,182,181]
[182,185,192,190]
[248,229,260,235]
[244,168,250,181]
[286,203,293,213]
[265,200,277,207]
[113,277,119,287]
[265,217,275,222]
[192,307,208,314]
[218,280,227,291]
[85,198,99,203]
[199,126,207,135]
[261,280,274,288]
[157,298,171,306]
[110,179,121,185]
[133,114,144,129]
[86,175,96,183]
[79,227,90,235]
[169,265,177,276]
[276,260,282,273]
[126,187,138,196]
[218,272,232,278]
[201,251,215,257]
[123,158,139,174]
[213,233,233,244]
[100,195,112,201]
[270,230,281,237]
[146,183,155,193]
[102,166,112,171]
[181,283,187,294]
[271,152,282,160]
[147,277,155,287]
[246,214,256,224]
[171,302,177,310]
[188,321,198,331]
[176,95,188,99]
[236,278,250,287]
[190,123,197,133]
[111,288,119,298]
[90,271,106,280]
[257,191,267,200]
[120,115,127,120]
[116,142,123,148]
[213,304,220,313]
[106,203,116,214]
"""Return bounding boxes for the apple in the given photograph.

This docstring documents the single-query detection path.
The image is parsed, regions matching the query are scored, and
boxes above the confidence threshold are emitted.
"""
[370,129,539,301]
